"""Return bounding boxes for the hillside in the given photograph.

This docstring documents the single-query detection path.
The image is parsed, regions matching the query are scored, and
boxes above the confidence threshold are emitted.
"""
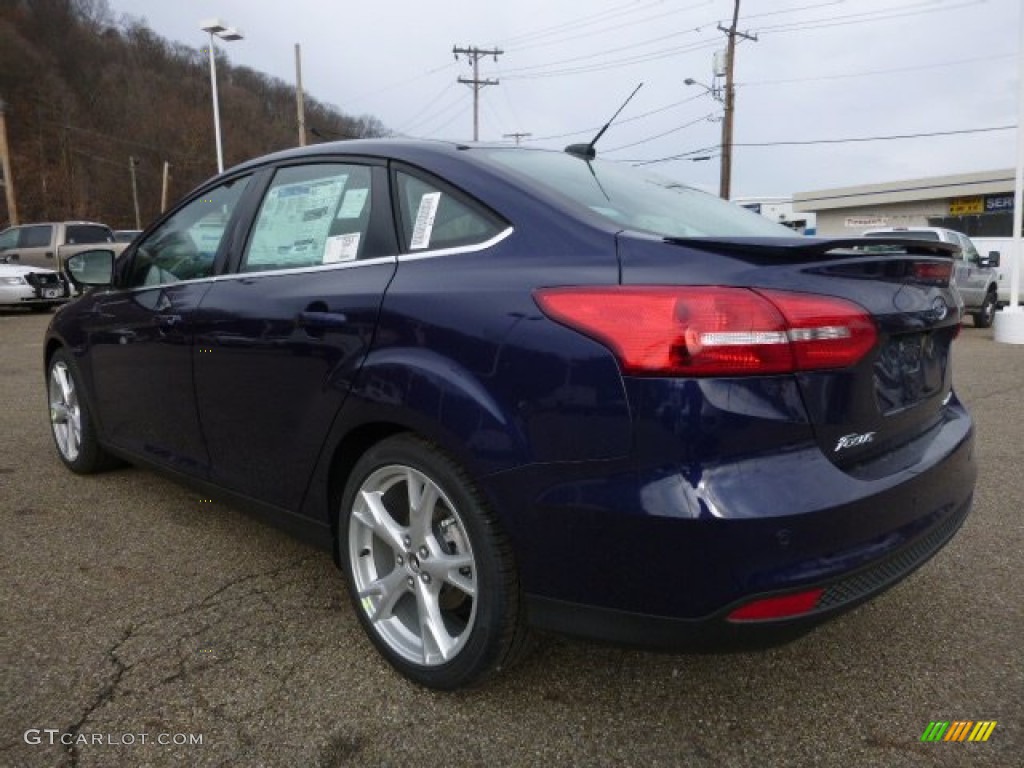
[0,0,386,229]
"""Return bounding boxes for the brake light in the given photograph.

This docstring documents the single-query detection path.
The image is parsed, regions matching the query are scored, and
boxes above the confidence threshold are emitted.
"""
[534,286,876,376]
[726,588,824,621]
[910,261,952,282]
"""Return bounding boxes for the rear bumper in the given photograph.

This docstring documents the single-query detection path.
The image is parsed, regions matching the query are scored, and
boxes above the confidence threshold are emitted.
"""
[524,493,971,650]
[487,402,975,648]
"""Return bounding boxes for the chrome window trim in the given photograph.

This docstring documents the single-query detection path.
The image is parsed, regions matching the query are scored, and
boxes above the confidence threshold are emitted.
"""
[115,227,514,293]
[396,227,513,262]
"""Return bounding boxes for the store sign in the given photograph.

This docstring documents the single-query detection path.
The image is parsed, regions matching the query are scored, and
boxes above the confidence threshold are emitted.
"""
[846,217,888,228]
[949,197,983,215]
[985,194,1015,213]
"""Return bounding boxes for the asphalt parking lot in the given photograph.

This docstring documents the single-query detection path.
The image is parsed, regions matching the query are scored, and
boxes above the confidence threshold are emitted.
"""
[1,308,1021,768]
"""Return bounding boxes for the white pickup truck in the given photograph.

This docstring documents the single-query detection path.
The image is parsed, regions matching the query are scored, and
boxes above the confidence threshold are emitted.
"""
[862,226,1001,328]
[0,221,130,274]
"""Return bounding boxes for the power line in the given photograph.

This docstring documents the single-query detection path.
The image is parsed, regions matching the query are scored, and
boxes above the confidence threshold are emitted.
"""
[526,93,706,142]
[603,113,718,153]
[632,125,1015,165]
[742,52,1016,87]
[754,0,985,35]
[509,1,713,53]
[499,0,667,46]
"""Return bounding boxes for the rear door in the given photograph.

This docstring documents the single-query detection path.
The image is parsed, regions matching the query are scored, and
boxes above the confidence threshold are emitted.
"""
[193,160,398,512]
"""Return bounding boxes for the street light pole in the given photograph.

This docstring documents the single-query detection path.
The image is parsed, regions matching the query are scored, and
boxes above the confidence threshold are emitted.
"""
[199,19,244,174]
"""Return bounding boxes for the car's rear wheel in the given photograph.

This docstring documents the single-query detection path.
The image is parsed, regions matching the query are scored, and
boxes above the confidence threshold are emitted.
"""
[338,434,526,689]
[47,349,119,473]
[973,290,997,328]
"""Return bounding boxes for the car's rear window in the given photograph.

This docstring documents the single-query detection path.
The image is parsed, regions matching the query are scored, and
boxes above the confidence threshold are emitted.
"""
[477,148,792,238]
[66,225,113,244]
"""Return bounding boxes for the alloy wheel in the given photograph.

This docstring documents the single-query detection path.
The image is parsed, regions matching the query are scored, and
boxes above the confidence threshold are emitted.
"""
[348,464,477,666]
[49,360,81,462]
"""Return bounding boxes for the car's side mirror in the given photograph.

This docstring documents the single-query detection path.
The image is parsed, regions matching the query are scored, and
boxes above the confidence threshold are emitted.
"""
[65,249,115,287]
[980,251,1000,268]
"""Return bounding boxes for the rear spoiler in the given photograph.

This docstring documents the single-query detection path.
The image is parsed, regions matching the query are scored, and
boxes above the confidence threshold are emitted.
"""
[665,236,959,260]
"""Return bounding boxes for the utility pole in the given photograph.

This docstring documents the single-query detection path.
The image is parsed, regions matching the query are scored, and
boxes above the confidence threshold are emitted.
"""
[161,161,171,213]
[295,43,306,147]
[128,156,141,230]
[453,45,503,141]
[0,98,19,225]
[717,0,757,200]
[503,132,531,145]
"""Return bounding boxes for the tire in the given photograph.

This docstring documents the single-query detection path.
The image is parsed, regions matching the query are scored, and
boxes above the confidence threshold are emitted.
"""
[338,434,527,689]
[973,290,997,329]
[47,349,120,473]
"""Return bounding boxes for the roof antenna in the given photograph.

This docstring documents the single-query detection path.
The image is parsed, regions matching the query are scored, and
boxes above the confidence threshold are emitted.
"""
[565,83,643,160]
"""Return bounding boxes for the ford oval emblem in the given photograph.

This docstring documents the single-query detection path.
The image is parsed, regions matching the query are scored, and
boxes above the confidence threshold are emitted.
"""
[927,296,948,322]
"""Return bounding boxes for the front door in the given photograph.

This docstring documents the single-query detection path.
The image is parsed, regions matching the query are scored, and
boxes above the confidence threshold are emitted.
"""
[87,174,252,475]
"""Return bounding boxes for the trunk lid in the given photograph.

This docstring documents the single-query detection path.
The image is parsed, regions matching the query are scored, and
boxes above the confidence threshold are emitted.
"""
[617,234,962,470]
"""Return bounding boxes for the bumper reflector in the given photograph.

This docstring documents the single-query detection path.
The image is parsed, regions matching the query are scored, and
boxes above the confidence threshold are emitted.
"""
[727,588,825,622]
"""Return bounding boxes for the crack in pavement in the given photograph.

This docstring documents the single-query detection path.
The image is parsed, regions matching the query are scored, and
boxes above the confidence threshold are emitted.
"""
[63,626,132,768]
[58,554,324,763]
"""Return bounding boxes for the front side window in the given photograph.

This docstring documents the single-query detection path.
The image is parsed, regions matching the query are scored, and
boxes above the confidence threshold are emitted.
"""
[395,171,503,252]
[126,175,250,288]
[19,225,54,248]
[0,228,18,249]
[243,164,373,272]
[959,234,980,262]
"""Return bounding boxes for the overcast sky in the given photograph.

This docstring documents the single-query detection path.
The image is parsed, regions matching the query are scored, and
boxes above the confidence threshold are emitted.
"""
[105,0,1020,198]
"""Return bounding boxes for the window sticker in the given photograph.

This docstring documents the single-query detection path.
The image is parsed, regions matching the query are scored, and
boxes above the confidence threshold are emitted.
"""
[248,175,348,266]
[337,188,369,220]
[324,233,361,263]
[410,191,441,250]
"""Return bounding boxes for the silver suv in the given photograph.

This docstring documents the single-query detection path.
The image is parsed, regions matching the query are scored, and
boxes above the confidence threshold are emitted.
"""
[863,227,1001,328]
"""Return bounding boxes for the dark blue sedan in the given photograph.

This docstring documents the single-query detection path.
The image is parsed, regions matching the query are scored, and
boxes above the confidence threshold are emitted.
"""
[46,140,976,689]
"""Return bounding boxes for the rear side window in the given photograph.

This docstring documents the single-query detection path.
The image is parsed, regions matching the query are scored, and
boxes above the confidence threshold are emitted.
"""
[66,225,113,244]
[395,171,503,252]
[243,164,375,272]
[19,225,53,248]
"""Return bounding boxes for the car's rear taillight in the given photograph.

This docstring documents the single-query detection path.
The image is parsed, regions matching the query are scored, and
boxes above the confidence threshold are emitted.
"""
[910,261,953,282]
[534,286,877,377]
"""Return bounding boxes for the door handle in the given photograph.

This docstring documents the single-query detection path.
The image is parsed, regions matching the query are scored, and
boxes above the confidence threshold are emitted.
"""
[298,310,348,329]
[155,313,183,328]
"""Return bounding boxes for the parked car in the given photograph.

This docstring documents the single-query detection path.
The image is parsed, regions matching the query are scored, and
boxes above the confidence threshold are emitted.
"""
[0,263,68,311]
[862,227,1001,328]
[0,221,130,280]
[46,140,976,689]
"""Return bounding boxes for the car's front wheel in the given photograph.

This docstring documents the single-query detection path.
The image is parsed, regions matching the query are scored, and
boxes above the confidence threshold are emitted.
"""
[47,349,119,473]
[973,290,997,328]
[338,434,527,689]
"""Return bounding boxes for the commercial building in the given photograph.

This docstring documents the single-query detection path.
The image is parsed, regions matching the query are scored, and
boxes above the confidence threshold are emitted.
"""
[792,168,1014,238]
